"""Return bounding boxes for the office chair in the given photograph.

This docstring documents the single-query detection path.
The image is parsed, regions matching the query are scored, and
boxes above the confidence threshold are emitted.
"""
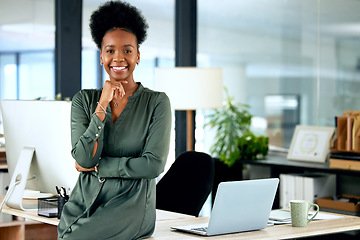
[156,151,214,217]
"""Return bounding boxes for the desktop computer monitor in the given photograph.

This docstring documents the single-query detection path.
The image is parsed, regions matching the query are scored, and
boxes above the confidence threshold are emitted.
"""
[0,100,79,210]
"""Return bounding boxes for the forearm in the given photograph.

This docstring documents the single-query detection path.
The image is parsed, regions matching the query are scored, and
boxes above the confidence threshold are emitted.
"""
[97,153,167,179]
[92,101,108,158]
[72,113,105,169]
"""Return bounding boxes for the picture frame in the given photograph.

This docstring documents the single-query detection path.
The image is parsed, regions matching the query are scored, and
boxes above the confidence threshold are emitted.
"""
[287,125,335,163]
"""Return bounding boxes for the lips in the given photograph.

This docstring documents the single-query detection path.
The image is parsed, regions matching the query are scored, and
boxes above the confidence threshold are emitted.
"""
[111,66,127,72]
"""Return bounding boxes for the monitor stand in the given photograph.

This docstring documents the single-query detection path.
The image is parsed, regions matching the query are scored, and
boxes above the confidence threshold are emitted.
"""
[5,147,37,211]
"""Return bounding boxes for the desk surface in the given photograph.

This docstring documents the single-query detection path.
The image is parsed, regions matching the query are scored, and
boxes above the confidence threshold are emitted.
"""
[1,198,60,226]
[2,197,360,239]
[149,214,360,240]
[0,197,194,226]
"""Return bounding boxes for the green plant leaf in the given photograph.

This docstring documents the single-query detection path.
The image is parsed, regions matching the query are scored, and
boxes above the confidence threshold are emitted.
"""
[205,87,269,167]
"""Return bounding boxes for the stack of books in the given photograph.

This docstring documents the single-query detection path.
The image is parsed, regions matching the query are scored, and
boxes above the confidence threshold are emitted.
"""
[330,111,360,171]
[0,147,7,171]
[333,113,360,152]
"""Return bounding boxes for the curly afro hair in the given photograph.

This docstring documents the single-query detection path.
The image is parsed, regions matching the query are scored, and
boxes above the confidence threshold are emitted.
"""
[89,1,149,49]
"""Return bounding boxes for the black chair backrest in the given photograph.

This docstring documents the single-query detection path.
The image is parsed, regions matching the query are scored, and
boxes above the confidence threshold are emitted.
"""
[156,151,215,216]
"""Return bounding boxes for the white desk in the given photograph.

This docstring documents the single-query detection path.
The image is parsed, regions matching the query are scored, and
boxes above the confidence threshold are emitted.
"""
[148,213,360,239]
[0,196,194,239]
[1,197,194,226]
[1,197,360,240]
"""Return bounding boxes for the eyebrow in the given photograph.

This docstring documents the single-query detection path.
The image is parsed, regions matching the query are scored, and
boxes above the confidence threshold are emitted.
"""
[104,44,135,48]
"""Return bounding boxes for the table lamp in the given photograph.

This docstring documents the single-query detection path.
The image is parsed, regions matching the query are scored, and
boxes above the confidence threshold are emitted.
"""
[155,67,223,151]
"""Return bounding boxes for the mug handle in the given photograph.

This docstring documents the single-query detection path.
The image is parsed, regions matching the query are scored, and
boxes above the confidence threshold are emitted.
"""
[307,203,319,223]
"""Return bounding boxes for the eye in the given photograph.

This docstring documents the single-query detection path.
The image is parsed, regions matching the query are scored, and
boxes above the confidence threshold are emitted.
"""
[106,49,114,54]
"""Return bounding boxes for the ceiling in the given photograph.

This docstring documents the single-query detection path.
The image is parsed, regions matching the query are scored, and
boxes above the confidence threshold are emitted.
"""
[0,0,360,57]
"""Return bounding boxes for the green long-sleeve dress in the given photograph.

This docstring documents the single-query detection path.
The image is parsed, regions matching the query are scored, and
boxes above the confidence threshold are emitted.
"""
[57,83,172,239]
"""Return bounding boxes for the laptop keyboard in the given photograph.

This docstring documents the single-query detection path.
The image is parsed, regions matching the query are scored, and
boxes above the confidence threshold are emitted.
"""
[191,227,207,232]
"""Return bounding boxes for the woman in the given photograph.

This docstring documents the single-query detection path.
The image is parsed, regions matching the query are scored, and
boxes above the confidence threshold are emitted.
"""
[57,1,172,239]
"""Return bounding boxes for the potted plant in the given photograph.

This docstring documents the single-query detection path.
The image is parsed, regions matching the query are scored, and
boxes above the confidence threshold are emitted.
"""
[205,89,269,203]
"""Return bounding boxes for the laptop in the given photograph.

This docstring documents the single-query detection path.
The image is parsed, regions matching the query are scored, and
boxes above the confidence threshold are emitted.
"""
[171,178,279,236]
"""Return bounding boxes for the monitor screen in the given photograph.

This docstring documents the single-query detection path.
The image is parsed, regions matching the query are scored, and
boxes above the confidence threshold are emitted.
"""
[0,100,79,208]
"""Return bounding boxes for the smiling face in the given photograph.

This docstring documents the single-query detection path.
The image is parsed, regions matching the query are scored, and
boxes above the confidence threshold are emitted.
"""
[100,28,140,83]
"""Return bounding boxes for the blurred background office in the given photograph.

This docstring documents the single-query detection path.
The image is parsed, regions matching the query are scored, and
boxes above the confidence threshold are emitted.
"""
[1,0,360,166]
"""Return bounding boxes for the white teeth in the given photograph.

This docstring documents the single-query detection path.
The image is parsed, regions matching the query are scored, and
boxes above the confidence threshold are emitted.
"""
[113,66,126,70]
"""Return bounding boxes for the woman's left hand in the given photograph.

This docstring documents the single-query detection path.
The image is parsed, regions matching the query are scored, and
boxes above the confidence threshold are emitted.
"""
[75,161,95,172]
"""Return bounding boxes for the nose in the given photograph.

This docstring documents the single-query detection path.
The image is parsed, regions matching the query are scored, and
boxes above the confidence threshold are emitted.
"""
[113,51,124,62]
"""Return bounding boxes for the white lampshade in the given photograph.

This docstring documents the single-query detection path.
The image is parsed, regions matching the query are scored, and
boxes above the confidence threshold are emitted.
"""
[155,67,223,110]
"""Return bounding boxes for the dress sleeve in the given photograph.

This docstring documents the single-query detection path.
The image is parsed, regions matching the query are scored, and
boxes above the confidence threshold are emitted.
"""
[98,93,172,179]
[70,91,105,169]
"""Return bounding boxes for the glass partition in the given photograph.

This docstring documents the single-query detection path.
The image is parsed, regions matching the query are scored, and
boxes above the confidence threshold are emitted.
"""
[0,54,17,100]
[18,52,54,100]
[198,0,360,149]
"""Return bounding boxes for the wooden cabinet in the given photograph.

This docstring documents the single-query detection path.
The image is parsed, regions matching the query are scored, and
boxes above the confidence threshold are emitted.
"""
[0,219,57,240]
[0,202,58,239]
